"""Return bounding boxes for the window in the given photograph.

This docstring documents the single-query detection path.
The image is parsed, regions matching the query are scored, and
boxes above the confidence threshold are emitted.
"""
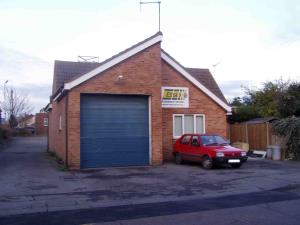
[59,115,62,131]
[173,114,205,138]
[200,135,227,146]
[191,136,200,146]
[180,135,191,144]
[174,116,183,137]
[184,115,194,133]
[43,118,48,127]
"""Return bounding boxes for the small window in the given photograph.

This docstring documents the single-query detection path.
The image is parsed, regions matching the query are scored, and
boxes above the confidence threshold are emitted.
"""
[43,118,48,127]
[195,115,204,133]
[59,115,62,131]
[184,115,194,133]
[173,114,205,138]
[180,135,191,145]
[174,115,183,137]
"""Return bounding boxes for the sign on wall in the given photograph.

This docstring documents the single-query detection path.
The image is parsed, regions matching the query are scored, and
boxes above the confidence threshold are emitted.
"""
[161,87,189,108]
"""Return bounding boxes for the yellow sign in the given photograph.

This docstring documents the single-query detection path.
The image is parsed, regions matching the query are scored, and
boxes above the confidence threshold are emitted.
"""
[161,87,189,108]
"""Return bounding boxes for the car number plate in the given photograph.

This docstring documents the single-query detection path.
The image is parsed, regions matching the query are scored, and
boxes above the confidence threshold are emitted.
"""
[228,159,240,163]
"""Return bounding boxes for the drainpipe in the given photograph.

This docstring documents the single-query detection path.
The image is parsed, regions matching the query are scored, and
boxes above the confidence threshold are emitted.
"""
[65,95,69,167]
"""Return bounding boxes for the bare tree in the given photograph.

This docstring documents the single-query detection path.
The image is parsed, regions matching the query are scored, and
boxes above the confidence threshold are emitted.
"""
[1,85,33,127]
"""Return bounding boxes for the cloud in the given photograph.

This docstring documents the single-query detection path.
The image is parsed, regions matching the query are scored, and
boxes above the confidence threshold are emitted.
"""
[0,47,52,112]
[1,0,300,114]
[0,46,53,84]
[218,80,260,101]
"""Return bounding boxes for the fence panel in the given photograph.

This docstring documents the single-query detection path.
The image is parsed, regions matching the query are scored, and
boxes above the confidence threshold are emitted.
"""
[229,123,275,150]
[247,123,267,149]
[230,123,247,143]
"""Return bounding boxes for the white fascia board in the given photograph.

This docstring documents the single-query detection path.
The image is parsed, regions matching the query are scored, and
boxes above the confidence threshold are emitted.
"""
[45,103,52,112]
[64,34,163,90]
[53,92,62,102]
[161,52,231,112]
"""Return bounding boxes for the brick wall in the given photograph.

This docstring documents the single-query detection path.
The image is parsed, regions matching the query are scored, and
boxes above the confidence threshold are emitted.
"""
[35,113,48,136]
[49,41,228,168]
[48,97,67,161]
[161,60,228,160]
[67,43,163,169]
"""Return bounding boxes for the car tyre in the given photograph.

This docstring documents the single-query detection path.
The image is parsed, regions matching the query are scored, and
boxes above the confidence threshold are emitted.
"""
[175,154,183,164]
[202,156,213,169]
[231,163,242,169]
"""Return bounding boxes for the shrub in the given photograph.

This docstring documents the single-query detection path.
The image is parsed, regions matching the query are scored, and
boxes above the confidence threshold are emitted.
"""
[0,126,11,142]
[273,117,300,160]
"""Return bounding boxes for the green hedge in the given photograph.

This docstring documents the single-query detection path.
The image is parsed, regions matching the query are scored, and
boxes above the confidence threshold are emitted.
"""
[273,117,300,160]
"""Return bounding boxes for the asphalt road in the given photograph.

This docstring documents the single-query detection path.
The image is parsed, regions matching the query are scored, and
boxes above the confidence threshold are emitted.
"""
[1,187,300,225]
[1,137,300,225]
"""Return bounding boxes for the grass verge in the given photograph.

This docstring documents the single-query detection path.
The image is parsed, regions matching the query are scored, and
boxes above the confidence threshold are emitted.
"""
[47,151,69,171]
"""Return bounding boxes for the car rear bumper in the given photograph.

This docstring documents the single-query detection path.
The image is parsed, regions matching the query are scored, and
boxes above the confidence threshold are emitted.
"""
[213,156,248,165]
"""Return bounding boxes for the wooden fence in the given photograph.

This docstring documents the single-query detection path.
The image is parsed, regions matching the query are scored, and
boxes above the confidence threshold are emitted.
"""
[229,122,282,150]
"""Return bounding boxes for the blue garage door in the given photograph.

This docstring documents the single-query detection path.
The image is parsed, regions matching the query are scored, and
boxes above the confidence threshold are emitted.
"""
[80,94,149,168]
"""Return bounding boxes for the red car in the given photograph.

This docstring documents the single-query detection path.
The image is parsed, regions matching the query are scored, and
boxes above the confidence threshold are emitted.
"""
[173,134,247,169]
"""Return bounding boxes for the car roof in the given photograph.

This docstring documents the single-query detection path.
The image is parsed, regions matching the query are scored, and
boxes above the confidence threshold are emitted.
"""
[182,134,220,136]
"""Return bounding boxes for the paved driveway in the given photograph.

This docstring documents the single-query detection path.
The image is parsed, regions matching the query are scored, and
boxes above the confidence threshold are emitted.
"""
[1,137,300,225]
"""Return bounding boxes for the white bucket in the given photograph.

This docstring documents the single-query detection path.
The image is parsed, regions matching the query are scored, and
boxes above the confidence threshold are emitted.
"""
[266,146,273,159]
[272,146,281,160]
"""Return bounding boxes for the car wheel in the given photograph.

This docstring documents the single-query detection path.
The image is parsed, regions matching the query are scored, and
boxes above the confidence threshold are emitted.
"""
[202,156,213,169]
[231,163,242,169]
[175,154,183,164]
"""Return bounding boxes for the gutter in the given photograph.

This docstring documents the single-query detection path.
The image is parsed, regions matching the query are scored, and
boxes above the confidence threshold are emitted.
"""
[52,88,68,102]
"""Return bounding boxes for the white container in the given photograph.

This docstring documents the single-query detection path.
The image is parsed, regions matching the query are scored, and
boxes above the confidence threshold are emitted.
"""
[272,146,281,160]
[266,146,273,159]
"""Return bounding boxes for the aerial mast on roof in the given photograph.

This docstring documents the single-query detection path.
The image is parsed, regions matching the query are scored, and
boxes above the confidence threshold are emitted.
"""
[140,0,162,32]
[77,56,99,63]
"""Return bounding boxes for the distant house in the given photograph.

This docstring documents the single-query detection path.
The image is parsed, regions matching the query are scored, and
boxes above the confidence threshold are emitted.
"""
[18,114,35,128]
[35,113,48,135]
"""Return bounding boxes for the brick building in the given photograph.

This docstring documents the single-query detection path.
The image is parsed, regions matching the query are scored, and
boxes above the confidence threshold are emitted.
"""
[35,112,48,135]
[46,32,231,169]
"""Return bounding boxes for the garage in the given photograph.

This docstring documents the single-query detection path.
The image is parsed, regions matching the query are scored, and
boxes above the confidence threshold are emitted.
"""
[47,32,231,169]
[80,94,150,168]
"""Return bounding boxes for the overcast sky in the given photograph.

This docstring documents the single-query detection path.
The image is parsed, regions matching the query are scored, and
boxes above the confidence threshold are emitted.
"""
[0,0,300,113]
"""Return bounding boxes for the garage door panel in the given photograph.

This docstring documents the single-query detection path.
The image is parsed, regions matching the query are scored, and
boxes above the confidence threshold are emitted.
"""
[81,137,149,167]
[81,137,149,154]
[80,94,149,168]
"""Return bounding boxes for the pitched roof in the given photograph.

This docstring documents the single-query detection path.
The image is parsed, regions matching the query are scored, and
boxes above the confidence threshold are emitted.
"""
[52,61,100,94]
[51,33,230,112]
[185,68,227,103]
[64,32,163,91]
[52,61,227,105]
[52,32,163,95]
[161,50,230,111]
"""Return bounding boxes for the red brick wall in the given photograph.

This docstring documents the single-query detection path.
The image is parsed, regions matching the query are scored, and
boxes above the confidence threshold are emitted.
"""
[48,97,67,161]
[35,113,48,136]
[67,43,163,169]
[161,60,228,160]
[49,42,228,168]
